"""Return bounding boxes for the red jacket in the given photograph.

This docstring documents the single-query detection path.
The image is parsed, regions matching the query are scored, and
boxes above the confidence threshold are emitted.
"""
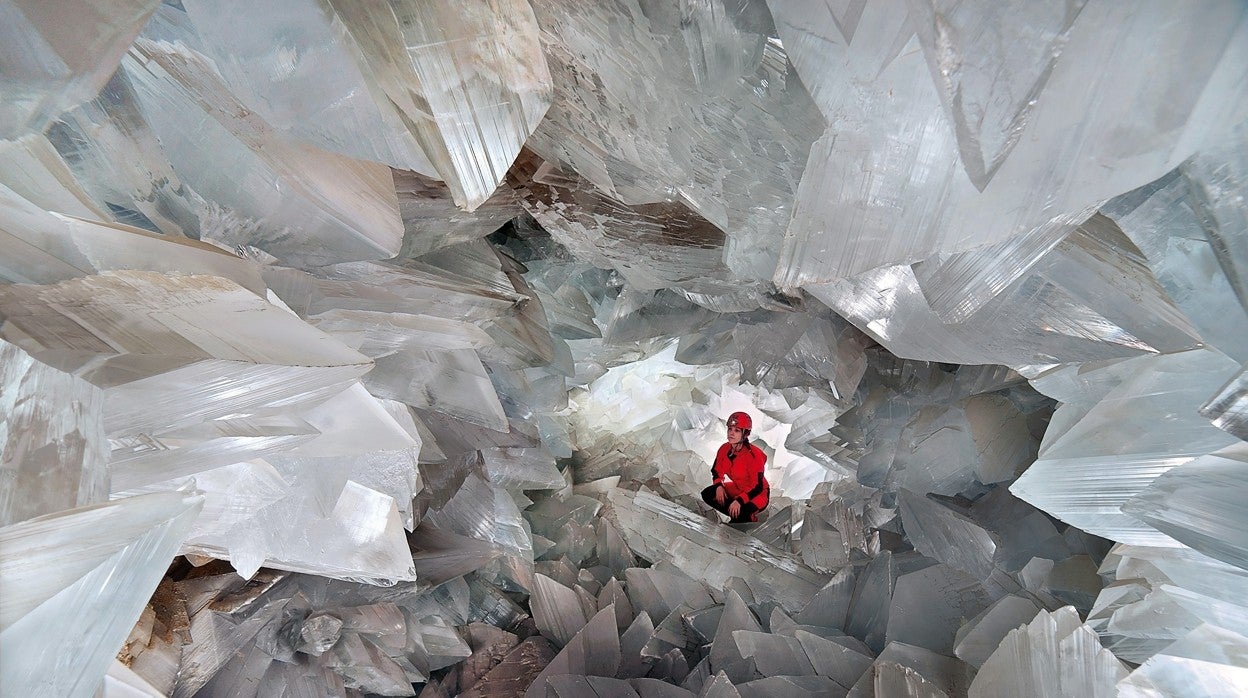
[712,442,769,509]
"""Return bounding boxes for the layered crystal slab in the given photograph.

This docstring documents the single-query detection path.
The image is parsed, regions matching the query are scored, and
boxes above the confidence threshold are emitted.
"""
[606,488,828,613]
[0,488,203,698]
[898,491,997,580]
[265,259,522,328]
[1118,623,1248,698]
[394,169,523,259]
[0,133,109,220]
[1122,444,1248,572]
[885,563,993,655]
[0,272,373,441]
[808,214,1203,367]
[525,606,621,696]
[46,67,205,238]
[511,153,734,294]
[1201,364,1248,442]
[1106,169,1248,364]
[423,473,535,591]
[953,595,1043,669]
[846,642,973,698]
[531,573,590,648]
[0,182,264,290]
[108,416,318,494]
[1180,120,1248,317]
[167,460,417,583]
[366,349,509,432]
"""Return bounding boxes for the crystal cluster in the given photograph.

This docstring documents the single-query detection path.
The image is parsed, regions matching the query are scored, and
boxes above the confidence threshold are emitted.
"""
[1,1,1246,697]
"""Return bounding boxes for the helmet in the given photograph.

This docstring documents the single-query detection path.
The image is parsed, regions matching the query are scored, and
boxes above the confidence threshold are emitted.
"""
[727,411,752,430]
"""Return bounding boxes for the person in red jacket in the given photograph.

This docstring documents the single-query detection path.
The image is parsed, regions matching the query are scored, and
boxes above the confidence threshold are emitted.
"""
[701,411,770,523]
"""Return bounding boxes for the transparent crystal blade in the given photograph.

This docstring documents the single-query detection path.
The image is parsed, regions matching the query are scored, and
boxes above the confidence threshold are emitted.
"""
[0,488,204,698]
[908,0,1088,191]
[528,0,821,282]
[0,182,265,290]
[1200,364,1248,442]
[0,271,373,441]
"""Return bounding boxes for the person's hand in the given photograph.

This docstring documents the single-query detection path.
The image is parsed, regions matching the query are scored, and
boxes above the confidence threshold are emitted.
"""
[728,500,741,519]
[715,486,727,505]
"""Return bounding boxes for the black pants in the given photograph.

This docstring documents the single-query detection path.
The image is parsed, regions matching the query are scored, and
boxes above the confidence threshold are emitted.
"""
[701,485,761,523]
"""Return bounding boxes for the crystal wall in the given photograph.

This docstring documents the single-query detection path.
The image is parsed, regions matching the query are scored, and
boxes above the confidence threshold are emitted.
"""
[1,1,1246,696]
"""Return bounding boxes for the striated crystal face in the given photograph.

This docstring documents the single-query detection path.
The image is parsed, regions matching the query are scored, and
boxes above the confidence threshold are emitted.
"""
[2,1,1247,696]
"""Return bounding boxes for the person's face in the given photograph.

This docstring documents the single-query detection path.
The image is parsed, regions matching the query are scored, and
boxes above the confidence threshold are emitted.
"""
[727,425,744,444]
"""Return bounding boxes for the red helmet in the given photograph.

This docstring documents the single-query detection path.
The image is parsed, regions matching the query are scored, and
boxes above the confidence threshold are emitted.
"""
[727,411,752,430]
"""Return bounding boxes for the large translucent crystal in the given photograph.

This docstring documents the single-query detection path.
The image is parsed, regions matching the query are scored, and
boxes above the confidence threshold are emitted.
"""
[1181,120,1248,315]
[0,338,107,526]
[164,459,417,583]
[898,491,997,580]
[968,606,1127,697]
[0,272,373,440]
[121,39,404,267]
[177,0,437,176]
[525,605,621,696]
[1106,168,1248,364]
[45,67,205,238]
[527,0,822,282]
[326,0,552,211]
[0,0,160,138]
[1201,364,1248,442]
[0,182,264,290]
[1013,348,1241,544]
[607,488,829,614]
[423,473,535,591]
[953,595,1043,669]
[1122,444,1248,572]
[807,214,1202,367]
[0,488,203,698]
[1118,623,1248,698]
[772,0,1248,284]
[394,169,523,258]
[0,134,109,220]
[510,153,735,294]
[886,563,992,655]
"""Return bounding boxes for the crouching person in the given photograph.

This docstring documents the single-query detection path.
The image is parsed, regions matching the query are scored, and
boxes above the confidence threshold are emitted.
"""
[700,411,769,523]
